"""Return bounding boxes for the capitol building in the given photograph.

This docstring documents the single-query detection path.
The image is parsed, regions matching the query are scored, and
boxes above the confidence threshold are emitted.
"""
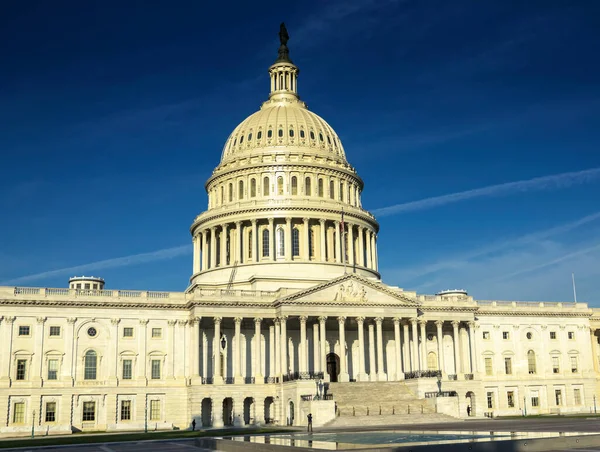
[1,26,599,437]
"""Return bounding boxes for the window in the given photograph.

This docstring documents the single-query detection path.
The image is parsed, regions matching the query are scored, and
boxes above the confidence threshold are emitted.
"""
[483,331,490,340]
[238,180,244,200]
[122,359,132,380]
[47,359,58,380]
[486,392,494,409]
[552,356,560,374]
[13,402,25,424]
[502,331,510,340]
[18,326,30,336]
[568,331,575,340]
[45,402,56,422]
[289,128,294,137]
[121,400,131,420]
[574,389,582,405]
[531,395,539,407]
[123,327,134,338]
[527,350,536,374]
[248,132,252,141]
[305,177,311,196]
[228,182,233,202]
[507,391,515,408]
[239,134,243,143]
[570,356,578,373]
[310,131,315,140]
[485,357,493,376]
[339,182,344,201]
[84,283,90,290]
[277,228,285,258]
[267,129,272,138]
[250,179,256,197]
[257,131,262,140]
[278,129,283,138]
[319,132,324,142]
[318,179,324,197]
[291,176,298,195]
[329,180,335,199]
[84,351,97,380]
[49,326,61,337]
[93,283,98,289]
[526,332,533,340]
[151,328,162,338]
[504,357,512,375]
[300,129,305,139]
[427,352,438,370]
[277,177,283,195]
[220,186,224,204]
[248,231,253,259]
[16,359,27,380]
[150,400,160,421]
[292,227,300,257]
[309,228,314,258]
[550,331,557,339]
[82,402,95,421]
[76,283,81,289]
[262,229,269,257]
[151,359,161,380]
[263,176,270,196]
[555,389,562,406]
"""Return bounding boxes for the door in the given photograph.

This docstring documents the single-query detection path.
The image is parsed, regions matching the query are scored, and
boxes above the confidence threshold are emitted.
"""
[326,353,340,382]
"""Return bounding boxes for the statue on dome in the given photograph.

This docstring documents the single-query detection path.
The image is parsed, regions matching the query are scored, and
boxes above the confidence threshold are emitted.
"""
[279,22,289,46]
[276,22,293,63]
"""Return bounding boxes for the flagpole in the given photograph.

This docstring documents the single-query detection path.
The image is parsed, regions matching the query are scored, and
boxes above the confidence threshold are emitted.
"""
[572,273,577,304]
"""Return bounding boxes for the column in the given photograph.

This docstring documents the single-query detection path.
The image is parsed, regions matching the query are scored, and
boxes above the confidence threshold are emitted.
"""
[356,317,367,381]
[319,219,326,262]
[337,316,349,382]
[419,320,427,371]
[210,226,217,269]
[452,321,462,375]
[137,319,148,381]
[190,317,200,379]
[299,316,307,373]
[254,397,265,426]
[280,316,288,375]
[303,218,310,260]
[312,322,320,373]
[402,321,410,372]
[268,218,275,261]
[591,328,599,373]
[167,320,176,379]
[468,321,478,374]
[203,229,210,270]
[193,234,200,274]
[212,397,224,428]
[365,230,372,270]
[393,317,403,380]
[251,219,258,262]
[269,324,275,378]
[319,316,328,381]
[410,318,419,371]
[368,321,376,381]
[274,319,281,377]
[373,234,379,272]
[236,221,242,264]
[334,221,341,263]
[175,320,187,378]
[109,318,119,381]
[32,317,46,384]
[435,320,445,374]
[254,318,263,383]
[348,225,355,266]
[358,227,365,267]
[234,317,243,383]
[213,317,223,384]
[375,317,387,381]
[285,217,292,260]
[220,224,228,266]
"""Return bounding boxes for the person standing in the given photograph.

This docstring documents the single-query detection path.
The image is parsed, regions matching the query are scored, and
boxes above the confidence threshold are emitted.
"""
[192,419,196,431]
[466,406,471,417]
[307,413,313,432]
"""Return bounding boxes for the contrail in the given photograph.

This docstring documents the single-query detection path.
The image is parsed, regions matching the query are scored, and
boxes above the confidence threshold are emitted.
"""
[372,167,600,217]
[0,245,191,286]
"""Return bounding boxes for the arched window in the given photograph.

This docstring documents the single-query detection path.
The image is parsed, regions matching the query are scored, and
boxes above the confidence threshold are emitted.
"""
[277,228,285,257]
[305,177,311,196]
[309,228,315,258]
[263,177,269,196]
[278,129,283,138]
[240,134,244,144]
[427,352,438,371]
[291,176,298,195]
[310,131,315,140]
[292,227,300,257]
[289,129,294,138]
[248,231,253,260]
[262,229,269,257]
[267,129,273,138]
[250,179,256,198]
[277,176,284,195]
[248,132,252,141]
[220,186,224,205]
[228,183,233,202]
[300,130,305,139]
[84,350,97,380]
[257,131,262,140]
[238,180,244,200]
[350,184,355,205]
[527,350,537,374]
[318,179,324,197]
[339,182,344,201]
[329,180,335,199]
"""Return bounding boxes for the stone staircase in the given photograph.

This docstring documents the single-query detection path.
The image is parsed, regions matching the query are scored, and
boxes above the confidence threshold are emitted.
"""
[324,382,458,427]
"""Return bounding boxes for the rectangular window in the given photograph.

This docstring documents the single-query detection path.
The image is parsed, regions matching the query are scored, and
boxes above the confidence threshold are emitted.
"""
[47,359,58,380]
[552,356,560,373]
[93,283,98,289]
[568,331,575,340]
[45,402,56,422]
[76,283,81,289]
[502,331,510,340]
[13,402,25,424]
[122,359,132,380]
[18,326,30,336]
[84,283,90,290]
[550,331,556,339]
[151,360,161,380]
[507,391,515,408]
[531,396,539,407]
[151,328,162,338]
[574,389,582,405]
[150,400,160,421]
[49,326,61,336]
[483,331,490,340]
[570,356,578,373]
[555,389,562,406]
[123,327,134,338]
[120,400,131,421]
[485,357,493,376]
[16,359,27,380]
[487,392,494,409]
[504,357,512,375]
[82,402,95,422]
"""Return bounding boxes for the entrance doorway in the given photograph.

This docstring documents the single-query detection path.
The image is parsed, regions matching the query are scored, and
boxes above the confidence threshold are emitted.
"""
[466,391,476,417]
[223,397,233,426]
[327,353,340,382]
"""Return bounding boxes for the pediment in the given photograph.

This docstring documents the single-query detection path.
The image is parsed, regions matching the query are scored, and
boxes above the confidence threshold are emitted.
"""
[276,274,420,306]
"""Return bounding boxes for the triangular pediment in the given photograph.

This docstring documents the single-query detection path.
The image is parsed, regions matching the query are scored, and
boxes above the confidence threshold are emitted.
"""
[276,274,420,306]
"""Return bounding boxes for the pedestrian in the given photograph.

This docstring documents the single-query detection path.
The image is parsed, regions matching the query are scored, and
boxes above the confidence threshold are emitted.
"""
[192,419,196,431]
[307,413,313,432]
[466,406,471,417]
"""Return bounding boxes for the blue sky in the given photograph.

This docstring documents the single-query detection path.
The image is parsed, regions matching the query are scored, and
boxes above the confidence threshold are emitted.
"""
[1,0,599,303]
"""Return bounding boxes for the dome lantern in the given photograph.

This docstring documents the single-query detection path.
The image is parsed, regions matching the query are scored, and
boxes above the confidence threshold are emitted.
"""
[268,22,299,101]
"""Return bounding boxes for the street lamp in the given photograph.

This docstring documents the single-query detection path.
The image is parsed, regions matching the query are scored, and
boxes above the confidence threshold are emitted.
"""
[31,409,35,438]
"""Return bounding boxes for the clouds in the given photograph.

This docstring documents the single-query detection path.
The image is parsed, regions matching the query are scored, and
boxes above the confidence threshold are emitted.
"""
[372,167,600,217]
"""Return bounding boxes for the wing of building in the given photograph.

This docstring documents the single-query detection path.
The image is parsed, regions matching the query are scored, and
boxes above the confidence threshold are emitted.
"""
[1,26,599,436]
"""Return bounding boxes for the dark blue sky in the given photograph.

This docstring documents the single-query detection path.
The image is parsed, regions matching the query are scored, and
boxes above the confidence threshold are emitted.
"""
[1,0,599,303]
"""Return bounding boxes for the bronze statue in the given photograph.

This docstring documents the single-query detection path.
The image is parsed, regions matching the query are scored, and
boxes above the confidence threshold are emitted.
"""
[279,22,289,46]
[276,22,292,63]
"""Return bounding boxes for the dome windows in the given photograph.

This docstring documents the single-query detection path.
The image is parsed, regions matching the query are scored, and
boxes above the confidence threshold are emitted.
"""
[257,131,263,140]
[277,177,284,195]
[329,180,335,199]
[267,129,273,138]
[228,183,233,202]
[248,132,252,141]
[319,132,324,142]
[291,176,298,195]
[310,131,315,140]
[305,177,311,196]
[300,130,305,139]
[263,176,270,196]
[289,128,294,138]
[277,227,285,257]
[250,179,256,197]
[238,180,244,200]
[278,129,283,138]
[292,227,300,257]
[318,179,324,197]
[240,135,244,144]
[262,229,270,257]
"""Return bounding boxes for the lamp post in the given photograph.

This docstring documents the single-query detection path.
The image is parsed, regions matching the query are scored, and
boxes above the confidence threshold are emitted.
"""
[523,396,527,417]
[31,409,35,438]
[437,373,442,395]
[594,395,597,414]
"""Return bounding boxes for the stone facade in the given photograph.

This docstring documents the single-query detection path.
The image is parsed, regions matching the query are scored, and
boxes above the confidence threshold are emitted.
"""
[1,30,599,437]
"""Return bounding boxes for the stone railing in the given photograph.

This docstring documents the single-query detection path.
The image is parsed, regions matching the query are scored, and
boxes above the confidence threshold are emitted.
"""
[424,391,458,398]
[282,371,324,382]
[464,373,474,380]
[447,374,458,381]
[476,300,581,309]
[404,370,442,380]
[265,376,280,384]
[4,286,187,302]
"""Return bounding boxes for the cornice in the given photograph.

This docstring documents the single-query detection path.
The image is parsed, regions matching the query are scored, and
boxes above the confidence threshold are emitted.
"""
[477,309,592,318]
[0,299,189,311]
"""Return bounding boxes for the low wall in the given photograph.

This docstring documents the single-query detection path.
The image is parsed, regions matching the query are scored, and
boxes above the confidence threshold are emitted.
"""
[299,400,335,427]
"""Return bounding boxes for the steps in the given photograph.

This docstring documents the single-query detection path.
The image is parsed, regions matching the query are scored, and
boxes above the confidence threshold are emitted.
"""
[323,413,459,428]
